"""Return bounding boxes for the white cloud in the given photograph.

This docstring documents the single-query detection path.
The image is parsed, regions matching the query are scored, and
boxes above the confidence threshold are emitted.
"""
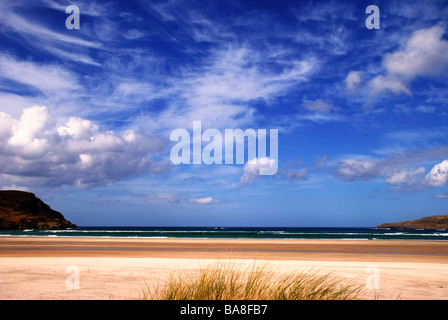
[186,46,312,111]
[0,54,80,94]
[345,71,362,92]
[57,117,99,140]
[425,160,448,187]
[303,100,336,114]
[1,3,317,135]
[0,106,169,188]
[369,75,411,96]
[189,46,311,100]
[7,105,56,158]
[0,8,101,66]
[383,25,448,78]
[48,47,101,67]
[369,24,448,97]
[0,112,14,148]
[140,45,315,132]
[2,11,102,48]
[124,29,145,40]
[334,158,380,181]
[35,0,109,17]
[415,105,436,113]
[334,151,448,191]
[115,82,156,97]
[295,113,345,125]
[384,167,425,185]
[189,196,217,205]
[239,157,275,187]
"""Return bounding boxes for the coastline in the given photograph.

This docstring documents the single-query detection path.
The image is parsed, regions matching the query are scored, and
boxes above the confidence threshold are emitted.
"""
[1,236,447,300]
[1,225,447,241]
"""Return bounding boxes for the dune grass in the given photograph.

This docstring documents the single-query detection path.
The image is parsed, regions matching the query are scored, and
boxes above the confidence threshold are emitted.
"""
[142,261,362,300]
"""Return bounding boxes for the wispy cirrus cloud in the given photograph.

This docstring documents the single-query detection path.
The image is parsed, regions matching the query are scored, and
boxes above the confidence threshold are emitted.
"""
[136,44,316,132]
[0,4,102,67]
[0,54,81,94]
[0,53,87,118]
[238,157,277,187]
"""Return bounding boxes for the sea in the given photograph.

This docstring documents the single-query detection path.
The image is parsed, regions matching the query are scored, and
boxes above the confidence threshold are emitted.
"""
[0,226,447,241]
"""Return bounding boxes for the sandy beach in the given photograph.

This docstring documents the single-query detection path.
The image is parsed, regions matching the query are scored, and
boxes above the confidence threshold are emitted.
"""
[1,236,447,300]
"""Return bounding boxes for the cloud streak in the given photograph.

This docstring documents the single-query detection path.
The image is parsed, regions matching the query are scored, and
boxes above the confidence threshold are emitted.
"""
[189,197,217,205]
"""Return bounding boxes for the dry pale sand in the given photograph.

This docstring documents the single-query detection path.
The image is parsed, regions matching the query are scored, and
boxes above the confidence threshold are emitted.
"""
[0,236,447,300]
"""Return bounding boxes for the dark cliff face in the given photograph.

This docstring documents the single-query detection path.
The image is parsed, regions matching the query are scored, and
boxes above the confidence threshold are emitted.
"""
[377,215,448,230]
[0,190,77,230]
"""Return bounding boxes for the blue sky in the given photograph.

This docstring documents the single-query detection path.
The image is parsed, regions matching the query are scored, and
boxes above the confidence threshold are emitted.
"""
[1,0,448,227]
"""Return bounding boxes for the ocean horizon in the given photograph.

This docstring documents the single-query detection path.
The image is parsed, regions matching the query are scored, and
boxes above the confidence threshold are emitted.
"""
[1,226,447,241]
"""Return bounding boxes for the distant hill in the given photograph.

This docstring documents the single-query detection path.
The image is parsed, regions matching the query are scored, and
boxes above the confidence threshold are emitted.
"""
[0,190,77,230]
[376,215,448,230]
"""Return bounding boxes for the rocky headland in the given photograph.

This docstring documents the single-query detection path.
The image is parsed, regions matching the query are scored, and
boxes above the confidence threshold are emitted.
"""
[0,190,77,230]
[377,215,448,230]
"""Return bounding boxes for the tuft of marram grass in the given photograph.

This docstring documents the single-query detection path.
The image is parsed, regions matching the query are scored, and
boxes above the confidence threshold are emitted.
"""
[142,261,362,300]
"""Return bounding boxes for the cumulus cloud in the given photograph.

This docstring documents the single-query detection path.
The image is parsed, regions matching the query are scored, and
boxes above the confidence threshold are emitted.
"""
[345,71,362,91]
[334,151,448,192]
[189,197,217,205]
[7,106,56,158]
[239,157,276,187]
[425,160,448,187]
[369,24,448,97]
[0,106,169,188]
[334,158,381,182]
[383,24,448,78]
[384,167,425,185]
[369,75,411,96]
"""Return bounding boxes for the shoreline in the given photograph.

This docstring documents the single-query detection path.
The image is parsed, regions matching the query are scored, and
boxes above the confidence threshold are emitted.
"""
[2,234,448,241]
[2,225,446,242]
[1,236,447,300]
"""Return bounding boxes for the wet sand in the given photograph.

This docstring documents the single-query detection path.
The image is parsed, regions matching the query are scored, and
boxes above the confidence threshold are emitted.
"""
[1,237,447,300]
